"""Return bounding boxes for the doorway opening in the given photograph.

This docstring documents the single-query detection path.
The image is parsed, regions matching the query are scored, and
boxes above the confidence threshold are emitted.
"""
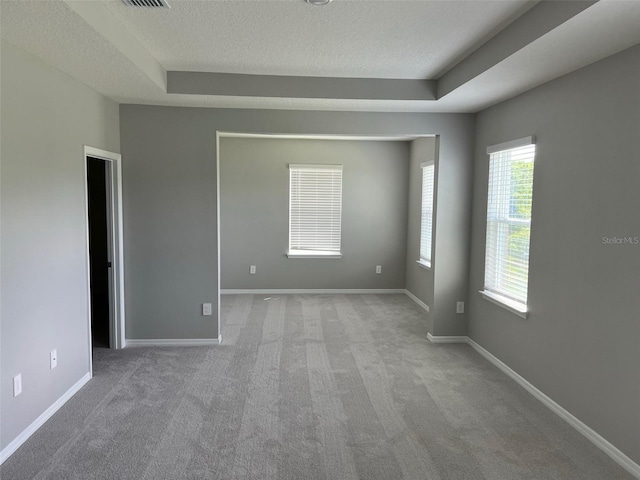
[87,157,112,348]
[215,132,431,344]
[84,147,125,366]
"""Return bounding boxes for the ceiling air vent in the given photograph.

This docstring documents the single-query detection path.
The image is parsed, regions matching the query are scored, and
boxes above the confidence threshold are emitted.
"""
[122,0,170,8]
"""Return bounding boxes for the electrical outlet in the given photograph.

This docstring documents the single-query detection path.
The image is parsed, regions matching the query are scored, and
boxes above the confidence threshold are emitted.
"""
[13,374,22,397]
[456,302,465,314]
[250,265,256,275]
[376,265,382,274]
[202,303,212,316]
[50,349,58,369]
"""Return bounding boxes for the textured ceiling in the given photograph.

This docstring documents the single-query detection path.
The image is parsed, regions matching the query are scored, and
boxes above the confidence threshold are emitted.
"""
[102,0,531,79]
[437,0,640,112]
[0,0,164,100]
[2,0,640,113]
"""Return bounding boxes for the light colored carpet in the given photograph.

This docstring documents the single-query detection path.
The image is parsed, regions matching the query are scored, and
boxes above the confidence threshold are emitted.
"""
[1,294,633,479]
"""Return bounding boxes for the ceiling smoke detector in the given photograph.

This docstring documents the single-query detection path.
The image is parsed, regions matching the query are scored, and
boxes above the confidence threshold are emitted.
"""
[306,0,332,5]
[122,0,170,8]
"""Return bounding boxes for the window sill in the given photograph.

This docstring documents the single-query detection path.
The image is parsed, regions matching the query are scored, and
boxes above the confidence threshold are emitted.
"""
[479,290,528,319]
[287,250,342,259]
[416,259,431,270]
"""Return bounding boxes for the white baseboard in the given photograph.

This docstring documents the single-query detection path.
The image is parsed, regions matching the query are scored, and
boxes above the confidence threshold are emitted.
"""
[424,334,640,477]
[404,290,430,313]
[125,338,220,347]
[0,372,92,464]
[466,338,640,479]
[427,333,468,343]
[3,331,635,477]
[221,289,406,295]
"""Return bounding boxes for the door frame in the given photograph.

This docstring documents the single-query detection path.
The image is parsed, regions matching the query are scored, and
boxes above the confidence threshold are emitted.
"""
[84,146,126,362]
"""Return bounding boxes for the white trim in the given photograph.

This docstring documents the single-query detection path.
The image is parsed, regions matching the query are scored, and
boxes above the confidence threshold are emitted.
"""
[125,338,220,347]
[221,289,406,295]
[221,290,431,315]
[288,164,343,171]
[421,335,640,477]
[84,146,126,351]
[218,132,433,142]
[286,251,342,259]
[0,372,91,464]
[480,290,528,319]
[486,136,535,154]
[416,259,431,270]
[420,160,434,168]
[467,338,640,479]
[215,132,222,353]
[427,333,468,343]
[83,154,93,375]
[404,290,430,313]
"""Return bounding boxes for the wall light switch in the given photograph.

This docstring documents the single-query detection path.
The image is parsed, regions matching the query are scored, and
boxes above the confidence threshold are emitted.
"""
[202,303,212,316]
[456,302,465,314]
[13,374,22,397]
[376,265,382,274]
[250,265,256,275]
[50,349,58,370]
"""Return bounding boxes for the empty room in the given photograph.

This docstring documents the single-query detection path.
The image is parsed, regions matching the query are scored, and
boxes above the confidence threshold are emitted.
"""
[1,1,639,479]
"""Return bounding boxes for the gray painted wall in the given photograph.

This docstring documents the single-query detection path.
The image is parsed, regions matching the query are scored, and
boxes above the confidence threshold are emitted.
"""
[432,131,474,337]
[220,137,410,289]
[406,133,474,337]
[405,138,437,329]
[0,41,120,451]
[5,32,634,470]
[169,71,437,101]
[119,107,475,339]
[468,45,640,463]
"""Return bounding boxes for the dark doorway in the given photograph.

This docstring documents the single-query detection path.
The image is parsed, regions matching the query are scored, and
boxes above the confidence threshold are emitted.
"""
[87,157,111,349]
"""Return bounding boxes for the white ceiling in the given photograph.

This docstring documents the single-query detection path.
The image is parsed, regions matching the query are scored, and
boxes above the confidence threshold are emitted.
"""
[103,0,530,79]
[2,0,640,113]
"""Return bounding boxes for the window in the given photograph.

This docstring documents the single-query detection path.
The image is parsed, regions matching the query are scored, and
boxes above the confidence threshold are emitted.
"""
[418,161,435,268]
[481,137,536,316]
[288,164,343,258]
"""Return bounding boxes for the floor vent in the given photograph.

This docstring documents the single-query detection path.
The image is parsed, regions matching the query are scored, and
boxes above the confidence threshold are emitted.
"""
[122,0,170,8]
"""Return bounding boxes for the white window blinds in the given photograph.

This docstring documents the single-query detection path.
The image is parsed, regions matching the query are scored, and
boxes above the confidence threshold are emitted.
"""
[420,162,435,266]
[484,138,536,307]
[289,164,343,255]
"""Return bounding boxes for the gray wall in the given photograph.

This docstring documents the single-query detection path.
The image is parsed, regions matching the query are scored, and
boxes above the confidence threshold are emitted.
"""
[405,133,474,338]
[0,41,120,451]
[468,45,640,463]
[220,137,409,289]
[119,106,475,340]
[405,138,437,327]
[432,129,474,337]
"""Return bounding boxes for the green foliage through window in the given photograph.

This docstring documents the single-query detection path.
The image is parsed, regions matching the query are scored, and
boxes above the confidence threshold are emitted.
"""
[484,142,535,305]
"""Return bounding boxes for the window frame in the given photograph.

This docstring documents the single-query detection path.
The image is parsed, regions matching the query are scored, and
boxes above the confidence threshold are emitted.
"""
[417,161,435,269]
[287,163,343,259]
[480,136,536,318]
